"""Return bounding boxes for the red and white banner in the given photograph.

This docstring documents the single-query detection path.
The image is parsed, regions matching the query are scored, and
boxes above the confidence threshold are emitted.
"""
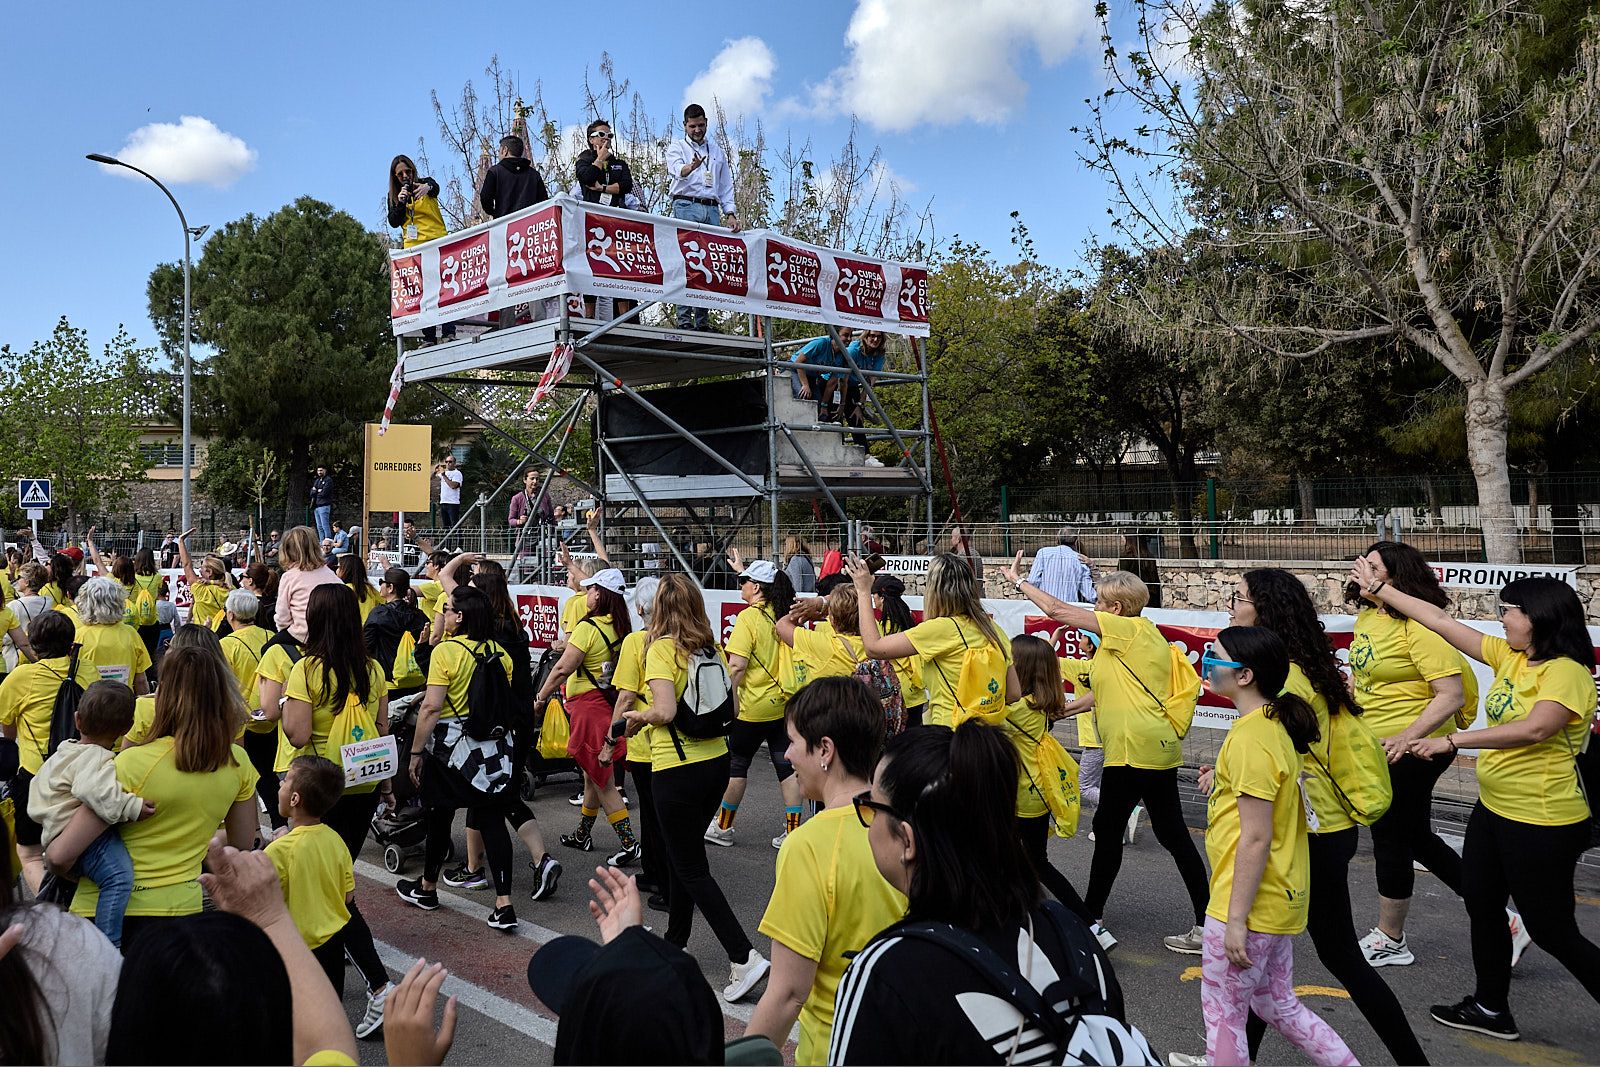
[388,195,932,337]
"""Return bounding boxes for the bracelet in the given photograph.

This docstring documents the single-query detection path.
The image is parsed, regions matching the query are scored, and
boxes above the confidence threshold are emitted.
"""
[1367,579,1387,595]
[1446,733,1458,754]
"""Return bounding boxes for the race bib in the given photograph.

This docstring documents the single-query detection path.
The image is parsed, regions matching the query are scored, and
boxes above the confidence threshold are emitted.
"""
[599,192,615,206]
[97,665,131,685]
[405,224,418,241]
[341,735,399,786]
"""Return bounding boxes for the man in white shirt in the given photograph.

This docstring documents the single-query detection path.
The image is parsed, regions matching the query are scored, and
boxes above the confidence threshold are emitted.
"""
[1026,526,1096,603]
[436,455,464,529]
[665,103,739,331]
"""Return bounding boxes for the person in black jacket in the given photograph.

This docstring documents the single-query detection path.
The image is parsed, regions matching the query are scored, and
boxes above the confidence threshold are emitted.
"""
[575,120,637,321]
[362,567,433,701]
[310,466,334,541]
[479,135,549,219]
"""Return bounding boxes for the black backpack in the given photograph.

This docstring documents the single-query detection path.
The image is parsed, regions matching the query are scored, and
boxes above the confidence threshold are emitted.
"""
[461,642,518,743]
[668,647,735,757]
[47,644,86,759]
[576,618,621,707]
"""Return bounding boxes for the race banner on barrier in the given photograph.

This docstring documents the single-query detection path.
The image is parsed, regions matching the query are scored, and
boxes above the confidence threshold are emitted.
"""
[388,195,931,338]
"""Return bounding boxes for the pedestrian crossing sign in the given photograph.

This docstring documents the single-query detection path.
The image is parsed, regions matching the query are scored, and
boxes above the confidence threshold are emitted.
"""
[18,479,51,509]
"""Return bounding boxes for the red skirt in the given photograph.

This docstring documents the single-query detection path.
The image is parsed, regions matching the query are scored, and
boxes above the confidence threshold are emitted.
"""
[565,687,623,786]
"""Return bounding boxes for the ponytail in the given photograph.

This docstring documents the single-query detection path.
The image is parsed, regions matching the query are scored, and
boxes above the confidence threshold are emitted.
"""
[1267,693,1321,754]
[873,574,915,634]
[757,570,796,620]
[1217,625,1322,753]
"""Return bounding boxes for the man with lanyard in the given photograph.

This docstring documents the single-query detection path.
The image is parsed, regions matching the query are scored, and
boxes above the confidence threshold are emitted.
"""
[666,103,740,331]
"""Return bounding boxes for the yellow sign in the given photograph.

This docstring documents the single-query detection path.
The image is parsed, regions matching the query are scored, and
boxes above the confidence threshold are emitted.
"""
[363,424,432,513]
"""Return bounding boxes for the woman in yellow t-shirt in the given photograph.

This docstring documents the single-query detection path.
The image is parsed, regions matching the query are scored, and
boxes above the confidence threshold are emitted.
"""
[710,559,803,851]
[1343,540,1471,963]
[176,528,235,629]
[872,574,927,726]
[1229,568,1425,1065]
[218,587,285,836]
[622,572,769,1001]
[1196,626,1356,1066]
[746,677,906,1064]
[1003,555,1210,952]
[336,554,382,625]
[612,577,666,905]
[1354,565,1600,1036]
[281,584,395,1008]
[75,577,153,696]
[0,578,39,678]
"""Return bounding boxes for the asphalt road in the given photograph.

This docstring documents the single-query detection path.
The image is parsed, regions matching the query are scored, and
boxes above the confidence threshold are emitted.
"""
[336,764,1600,1066]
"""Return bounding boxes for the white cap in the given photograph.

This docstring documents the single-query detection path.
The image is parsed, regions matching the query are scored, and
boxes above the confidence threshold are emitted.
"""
[738,559,778,584]
[581,568,627,594]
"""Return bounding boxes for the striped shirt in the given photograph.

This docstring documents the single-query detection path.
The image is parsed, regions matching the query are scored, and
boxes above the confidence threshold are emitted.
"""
[1026,546,1095,603]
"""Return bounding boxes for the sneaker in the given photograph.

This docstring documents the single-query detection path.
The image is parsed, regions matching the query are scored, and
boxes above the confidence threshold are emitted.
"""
[1359,927,1414,967]
[1124,805,1142,844]
[567,791,583,806]
[1508,909,1532,968]
[724,950,771,1003]
[771,830,788,850]
[560,830,595,852]
[864,455,886,467]
[530,855,562,901]
[647,892,670,912]
[1091,921,1118,954]
[619,788,630,806]
[705,822,736,848]
[1162,924,1205,955]
[606,843,642,868]
[1167,1055,1207,1067]
[487,904,519,932]
[1430,996,1519,1041]
[395,878,439,911]
[354,981,392,1040]
[442,864,489,890]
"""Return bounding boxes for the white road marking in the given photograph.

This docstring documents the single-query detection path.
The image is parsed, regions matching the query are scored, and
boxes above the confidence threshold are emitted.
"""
[372,939,558,1046]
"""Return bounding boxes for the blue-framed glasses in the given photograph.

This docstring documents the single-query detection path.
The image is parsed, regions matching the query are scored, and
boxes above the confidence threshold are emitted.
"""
[1201,653,1243,679]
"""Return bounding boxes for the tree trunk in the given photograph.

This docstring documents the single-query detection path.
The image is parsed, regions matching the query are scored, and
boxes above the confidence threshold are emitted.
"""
[1295,471,1316,528]
[1423,476,1443,528]
[1465,381,1520,563]
[283,439,311,532]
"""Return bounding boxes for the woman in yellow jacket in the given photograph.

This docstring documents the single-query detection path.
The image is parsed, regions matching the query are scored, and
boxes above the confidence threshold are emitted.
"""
[1353,564,1600,1040]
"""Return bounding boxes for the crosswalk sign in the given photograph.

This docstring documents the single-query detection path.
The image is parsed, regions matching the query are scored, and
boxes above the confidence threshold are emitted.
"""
[18,479,51,509]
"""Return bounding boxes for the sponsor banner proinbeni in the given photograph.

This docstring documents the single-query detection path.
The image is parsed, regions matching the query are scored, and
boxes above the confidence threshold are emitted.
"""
[1429,562,1578,590]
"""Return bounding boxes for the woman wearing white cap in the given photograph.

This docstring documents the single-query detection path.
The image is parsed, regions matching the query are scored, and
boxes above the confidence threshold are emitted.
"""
[534,567,641,866]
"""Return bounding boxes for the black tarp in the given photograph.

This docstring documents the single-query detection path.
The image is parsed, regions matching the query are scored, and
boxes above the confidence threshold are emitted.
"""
[599,378,769,476]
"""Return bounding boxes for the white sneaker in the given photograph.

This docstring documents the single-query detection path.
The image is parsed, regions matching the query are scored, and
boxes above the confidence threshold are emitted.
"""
[1124,805,1142,844]
[704,821,735,847]
[771,829,788,850]
[1162,924,1205,955]
[1359,927,1415,967]
[1508,909,1532,968]
[354,981,392,1039]
[724,950,771,1002]
[1167,1053,1207,1066]
[1091,921,1118,953]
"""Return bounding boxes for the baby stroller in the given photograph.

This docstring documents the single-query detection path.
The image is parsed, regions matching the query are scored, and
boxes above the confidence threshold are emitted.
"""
[370,689,453,873]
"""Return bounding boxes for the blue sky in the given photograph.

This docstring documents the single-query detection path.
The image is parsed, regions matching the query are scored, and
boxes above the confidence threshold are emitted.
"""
[2,0,1118,361]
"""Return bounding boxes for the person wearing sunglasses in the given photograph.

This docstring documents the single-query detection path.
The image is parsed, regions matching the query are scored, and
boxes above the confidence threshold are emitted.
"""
[830,721,1153,1066]
[575,120,638,322]
[1350,565,1600,1041]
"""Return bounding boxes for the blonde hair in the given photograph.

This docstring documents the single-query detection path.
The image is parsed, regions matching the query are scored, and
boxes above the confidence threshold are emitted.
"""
[17,562,47,595]
[783,535,810,558]
[278,526,325,571]
[1096,570,1150,616]
[923,552,1004,648]
[826,584,861,635]
[647,573,716,660]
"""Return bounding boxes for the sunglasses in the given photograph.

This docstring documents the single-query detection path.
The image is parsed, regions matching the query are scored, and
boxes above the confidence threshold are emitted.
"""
[1200,653,1244,679]
[852,789,904,829]
[591,131,612,139]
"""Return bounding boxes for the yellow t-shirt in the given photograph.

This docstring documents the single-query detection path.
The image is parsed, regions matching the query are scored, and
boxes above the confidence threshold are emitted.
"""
[904,614,1013,727]
[78,622,154,687]
[40,581,67,608]
[0,571,14,603]
[0,605,18,663]
[285,656,389,794]
[427,637,513,720]
[880,622,927,710]
[791,627,868,684]
[642,638,729,769]
[758,805,907,1066]
[1087,612,1181,770]
[414,580,446,624]
[1002,697,1051,819]
[0,655,101,773]
[1283,663,1357,835]
[1349,607,1463,739]
[612,630,656,764]
[72,737,259,917]
[566,614,621,698]
[190,581,229,627]
[267,822,355,950]
[1204,707,1310,935]
[59,602,84,636]
[258,641,310,770]
[1476,635,1597,827]
[1060,657,1100,748]
[221,625,272,725]
[559,592,587,637]
[726,604,789,722]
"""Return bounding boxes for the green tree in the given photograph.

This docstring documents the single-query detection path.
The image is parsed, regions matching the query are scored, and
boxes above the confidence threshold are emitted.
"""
[148,198,396,530]
[0,318,153,535]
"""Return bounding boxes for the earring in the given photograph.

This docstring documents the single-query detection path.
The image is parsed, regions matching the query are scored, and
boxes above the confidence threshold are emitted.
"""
[821,761,830,772]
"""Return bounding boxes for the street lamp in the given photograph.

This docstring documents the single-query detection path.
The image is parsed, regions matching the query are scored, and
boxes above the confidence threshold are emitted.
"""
[86,152,204,533]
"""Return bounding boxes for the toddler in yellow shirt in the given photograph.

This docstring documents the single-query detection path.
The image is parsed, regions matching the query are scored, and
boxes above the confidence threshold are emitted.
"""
[267,755,356,995]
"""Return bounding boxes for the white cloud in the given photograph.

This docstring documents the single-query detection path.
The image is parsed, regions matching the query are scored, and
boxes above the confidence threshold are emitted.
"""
[814,0,1095,130]
[106,115,256,188]
[682,37,776,120]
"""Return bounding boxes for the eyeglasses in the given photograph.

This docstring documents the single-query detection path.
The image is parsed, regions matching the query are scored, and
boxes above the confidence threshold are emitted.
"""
[1227,592,1253,609]
[1200,653,1244,679]
[444,605,462,615]
[1497,601,1522,617]
[852,789,905,829]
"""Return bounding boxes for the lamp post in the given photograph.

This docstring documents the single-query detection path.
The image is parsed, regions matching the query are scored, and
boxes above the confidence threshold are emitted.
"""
[86,152,202,533]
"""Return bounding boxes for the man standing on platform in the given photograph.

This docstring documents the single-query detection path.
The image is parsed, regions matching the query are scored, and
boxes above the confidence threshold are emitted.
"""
[310,466,334,541]
[436,456,463,530]
[667,104,739,331]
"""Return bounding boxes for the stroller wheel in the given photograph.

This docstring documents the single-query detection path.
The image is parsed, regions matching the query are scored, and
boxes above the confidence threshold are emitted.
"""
[520,769,537,803]
[383,845,403,873]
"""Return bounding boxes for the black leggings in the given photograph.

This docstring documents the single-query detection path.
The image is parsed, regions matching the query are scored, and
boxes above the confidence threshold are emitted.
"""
[1247,827,1426,1064]
[1369,751,1462,900]
[1462,803,1600,1014]
[137,625,161,684]
[1017,814,1093,925]
[1084,765,1209,925]
[426,803,515,895]
[652,753,754,962]
[241,730,286,830]
[727,717,794,781]
[629,759,667,892]
[322,790,390,993]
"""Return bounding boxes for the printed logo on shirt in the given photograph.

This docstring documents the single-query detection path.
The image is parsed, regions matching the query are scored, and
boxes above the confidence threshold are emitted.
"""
[390,254,424,317]
[438,232,491,308]
[832,257,888,318]
[583,213,663,284]
[1348,632,1376,675]
[677,229,749,296]
[897,267,929,323]
[1485,677,1515,724]
[505,205,563,289]
[765,240,822,307]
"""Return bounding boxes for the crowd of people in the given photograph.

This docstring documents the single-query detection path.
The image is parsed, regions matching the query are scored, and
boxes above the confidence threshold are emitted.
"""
[1,523,1597,1066]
